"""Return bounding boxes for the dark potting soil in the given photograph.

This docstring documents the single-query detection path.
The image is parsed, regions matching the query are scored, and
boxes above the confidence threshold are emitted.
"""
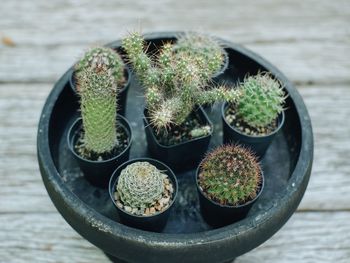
[153,111,210,146]
[75,125,129,161]
[225,104,278,136]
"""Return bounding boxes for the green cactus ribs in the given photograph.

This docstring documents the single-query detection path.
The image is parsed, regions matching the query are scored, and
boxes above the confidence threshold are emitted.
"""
[198,144,262,206]
[114,162,175,216]
[225,72,286,136]
[146,109,212,146]
[75,125,129,161]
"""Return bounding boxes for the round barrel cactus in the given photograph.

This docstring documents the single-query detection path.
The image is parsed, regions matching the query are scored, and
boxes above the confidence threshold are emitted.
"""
[198,144,261,206]
[117,162,165,209]
[236,73,285,129]
[75,47,125,155]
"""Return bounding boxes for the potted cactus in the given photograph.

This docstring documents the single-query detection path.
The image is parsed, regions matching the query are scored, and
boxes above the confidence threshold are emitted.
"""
[122,32,240,171]
[70,47,131,116]
[67,48,133,188]
[173,32,229,81]
[196,144,264,227]
[222,72,286,158]
[109,158,178,232]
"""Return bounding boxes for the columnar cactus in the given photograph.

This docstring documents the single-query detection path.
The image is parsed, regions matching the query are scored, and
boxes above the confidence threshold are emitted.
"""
[75,47,125,154]
[122,32,240,130]
[174,32,226,78]
[198,145,261,206]
[236,73,285,129]
[117,162,165,209]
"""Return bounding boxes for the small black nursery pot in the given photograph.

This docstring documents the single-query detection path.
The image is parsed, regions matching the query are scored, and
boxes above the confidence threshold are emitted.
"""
[109,158,178,232]
[67,115,132,188]
[143,107,213,172]
[222,102,285,159]
[70,66,131,116]
[196,166,264,228]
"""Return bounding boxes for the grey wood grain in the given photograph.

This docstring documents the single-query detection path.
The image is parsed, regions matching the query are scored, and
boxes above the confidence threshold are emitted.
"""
[1,0,349,84]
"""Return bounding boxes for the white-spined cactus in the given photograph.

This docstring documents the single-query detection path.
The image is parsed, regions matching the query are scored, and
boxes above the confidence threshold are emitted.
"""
[122,32,240,130]
[236,73,285,129]
[117,162,165,209]
[75,47,125,154]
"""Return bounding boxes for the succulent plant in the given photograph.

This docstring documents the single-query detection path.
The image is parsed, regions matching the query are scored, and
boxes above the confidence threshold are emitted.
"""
[198,144,261,206]
[117,162,165,209]
[75,47,125,154]
[236,73,285,129]
[174,32,226,78]
[122,32,240,130]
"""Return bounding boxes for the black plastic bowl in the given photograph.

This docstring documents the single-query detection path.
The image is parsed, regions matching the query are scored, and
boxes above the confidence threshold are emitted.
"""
[37,32,313,263]
[70,66,131,116]
[196,166,265,228]
[109,158,178,232]
[67,115,132,188]
[222,102,285,158]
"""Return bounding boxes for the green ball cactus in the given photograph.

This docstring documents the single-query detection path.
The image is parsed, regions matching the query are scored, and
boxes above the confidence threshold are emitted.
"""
[117,162,165,209]
[122,32,240,130]
[198,144,261,206]
[75,47,125,155]
[236,73,285,129]
[174,32,226,77]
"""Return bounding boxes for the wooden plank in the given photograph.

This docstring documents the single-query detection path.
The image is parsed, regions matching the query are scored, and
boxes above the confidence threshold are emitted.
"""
[0,0,349,84]
[0,83,349,213]
[1,0,349,45]
[0,211,349,263]
[1,41,350,84]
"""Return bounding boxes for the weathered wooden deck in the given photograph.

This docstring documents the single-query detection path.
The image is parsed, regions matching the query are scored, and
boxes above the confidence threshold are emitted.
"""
[1,1,350,262]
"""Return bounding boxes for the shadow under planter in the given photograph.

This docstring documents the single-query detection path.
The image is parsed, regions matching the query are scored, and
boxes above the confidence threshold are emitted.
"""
[143,107,213,172]
[67,115,133,188]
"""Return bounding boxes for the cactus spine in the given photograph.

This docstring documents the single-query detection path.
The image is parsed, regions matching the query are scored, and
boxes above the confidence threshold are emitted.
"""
[117,162,165,209]
[236,73,285,129]
[122,32,240,130]
[75,47,125,154]
[198,144,261,206]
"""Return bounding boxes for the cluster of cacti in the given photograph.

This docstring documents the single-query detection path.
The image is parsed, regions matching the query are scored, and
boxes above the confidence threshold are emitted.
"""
[75,47,125,154]
[122,32,240,130]
[235,73,285,129]
[198,144,261,206]
[173,32,226,78]
[117,162,165,210]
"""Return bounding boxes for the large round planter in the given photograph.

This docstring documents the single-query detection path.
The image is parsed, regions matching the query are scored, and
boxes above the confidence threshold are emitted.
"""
[37,32,313,263]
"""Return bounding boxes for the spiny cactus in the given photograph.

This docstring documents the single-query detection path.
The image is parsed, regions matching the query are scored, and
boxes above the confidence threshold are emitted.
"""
[122,32,240,130]
[198,144,261,206]
[75,47,125,154]
[174,32,226,78]
[117,162,165,209]
[236,73,285,129]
